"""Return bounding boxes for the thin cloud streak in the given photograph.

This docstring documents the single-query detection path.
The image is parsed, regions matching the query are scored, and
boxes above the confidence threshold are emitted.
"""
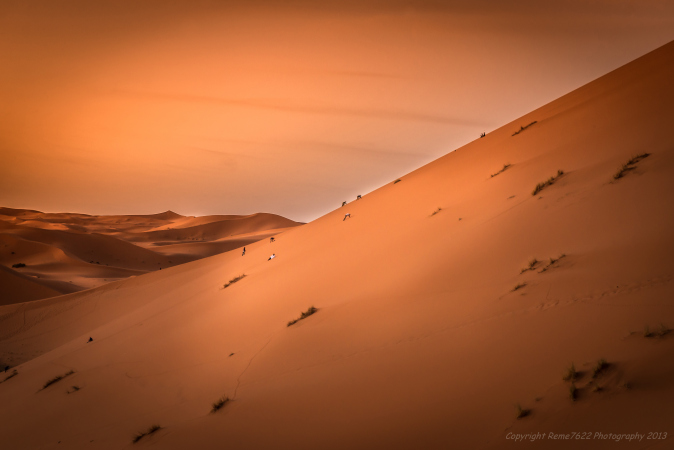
[118,90,487,127]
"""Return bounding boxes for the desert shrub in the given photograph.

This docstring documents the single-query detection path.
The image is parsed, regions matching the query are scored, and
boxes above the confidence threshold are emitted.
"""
[491,163,511,178]
[41,370,75,390]
[287,306,318,327]
[515,403,531,419]
[562,363,578,382]
[211,395,230,413]
[613,153,650,180]
[520,259,538,273]
[512,121,537,136]
[532,170,564,196]
[133,425,161,443]
[591,359,609,378]
[224,274,246,289]
[1,370,18,384]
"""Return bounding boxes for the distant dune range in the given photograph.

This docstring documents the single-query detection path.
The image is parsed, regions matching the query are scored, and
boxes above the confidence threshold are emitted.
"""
[0,208,301,304]
[1,41,674,449]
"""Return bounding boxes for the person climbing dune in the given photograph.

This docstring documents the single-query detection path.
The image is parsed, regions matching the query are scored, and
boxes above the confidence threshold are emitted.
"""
[87,337,93,343]
[268,254,276,261]
[242,246,246,256]
[343,213,351,221]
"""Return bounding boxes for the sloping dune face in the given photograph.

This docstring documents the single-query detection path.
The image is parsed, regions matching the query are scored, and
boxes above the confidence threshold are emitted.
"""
[0,209,301,304]
[1,42,674,450]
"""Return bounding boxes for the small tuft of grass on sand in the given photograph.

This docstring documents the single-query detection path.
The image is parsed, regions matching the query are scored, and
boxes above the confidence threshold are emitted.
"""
[539,254,566,273]
[491,163,511,178]
[1,369,18,384]
[520,258,538,274]
[591,359,610,379]
[223,274,246,289]
[512,283,526,292]
[532,170,564,196]
[41,370,75,390]
[132,425,162,444]
[515,403,531,419]
[569,383,578,401]
[644,324,671,338]
[613,153,650,180]
[393,179,401,184]
[430,207,442,216]
[512,121,537,136]
[287,306,318,327]
[562,363,578,382]
[211,395,230,413]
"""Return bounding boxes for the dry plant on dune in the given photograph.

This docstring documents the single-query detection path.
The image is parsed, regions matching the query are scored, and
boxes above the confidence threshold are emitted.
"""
[512,121,537,136]
[591,359,609,379]
[490,163,511,178]
[643,324,670,338]
[515,403,531,419]
[211,395,230,413]
[223,274,246,289]
[41,370,75,390]
[287,306,318,327]
[539,254,566,273]
[532,170,564,196]
[613,153,650,180]
[132,425,162,444]
[1,370,18,384]
[562,363,579,382]
[520,258,538,273]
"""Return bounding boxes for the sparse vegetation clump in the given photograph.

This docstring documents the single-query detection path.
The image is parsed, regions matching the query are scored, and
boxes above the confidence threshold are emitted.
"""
[223,274,246,289]
[591,359,609,379]
[490,163,511,178]
[644,324,670,338]
[613,153,650,180]
[512,121,537,136]
[515,403,531,419]
[512,283,526,292]
[532,170,564,196]
[287,306,318,327]
[520,259,538,273]
[539,254,566,273]
[41,370,75,390]
[562,363,578,382]
[12,263,26,268]
[132,425,162,444]
[1,370,18,384]
[211,395,230,413]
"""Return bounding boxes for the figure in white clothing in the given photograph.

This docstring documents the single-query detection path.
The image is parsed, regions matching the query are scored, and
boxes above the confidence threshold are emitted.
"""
[268,254,276,261]
[343,213,351,221]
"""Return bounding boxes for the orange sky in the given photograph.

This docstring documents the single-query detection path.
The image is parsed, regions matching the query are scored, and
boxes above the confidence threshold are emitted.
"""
[2,0,673,222]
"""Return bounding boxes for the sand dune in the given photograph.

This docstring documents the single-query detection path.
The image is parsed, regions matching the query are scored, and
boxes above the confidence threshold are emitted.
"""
[0,209,301,304]
[1,41,674,449]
